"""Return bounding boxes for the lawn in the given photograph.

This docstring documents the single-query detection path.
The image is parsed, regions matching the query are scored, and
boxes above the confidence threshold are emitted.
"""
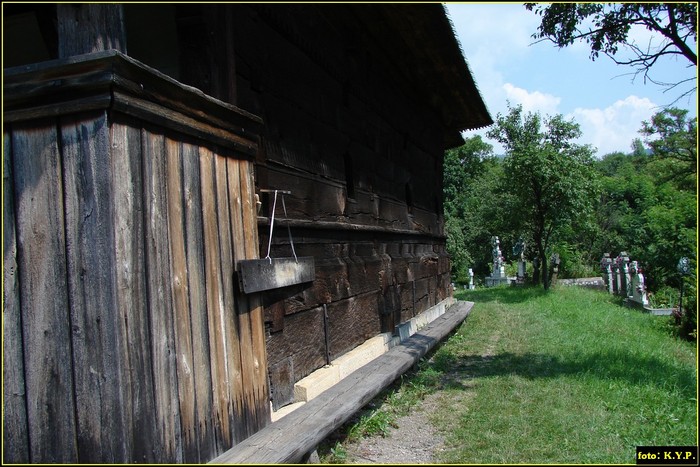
[321,285,697,464]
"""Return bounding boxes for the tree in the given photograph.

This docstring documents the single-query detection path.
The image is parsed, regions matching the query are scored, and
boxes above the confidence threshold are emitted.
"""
[525,3,697,104]
[443,135,495,281]
[486,104,599,289]
[640,107,697,191]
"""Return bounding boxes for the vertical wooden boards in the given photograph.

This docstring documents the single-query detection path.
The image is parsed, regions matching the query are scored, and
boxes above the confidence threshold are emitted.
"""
[110,120,157,463]
[3,129,29,464]
[12,121,77,462]
[57,4,126,57]
[61,112,127,462]
[181,141,216,461]
[6,115,265,462]
[214,154,246,444]
[142,130,183,463]
[226,159,256,438]
[239,160,271,431]
[164,137,198,462]
[199,146,232,449]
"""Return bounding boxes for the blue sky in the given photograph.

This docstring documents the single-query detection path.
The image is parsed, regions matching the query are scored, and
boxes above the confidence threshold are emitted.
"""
[445,3,698,157]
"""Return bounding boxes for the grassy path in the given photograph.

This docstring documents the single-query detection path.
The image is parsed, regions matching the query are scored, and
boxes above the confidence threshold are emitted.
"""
[429,286,697,464]
[320,285,697,464]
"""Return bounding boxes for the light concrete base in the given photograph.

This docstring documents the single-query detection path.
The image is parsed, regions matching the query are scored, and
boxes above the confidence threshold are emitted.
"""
[270,296,456,420]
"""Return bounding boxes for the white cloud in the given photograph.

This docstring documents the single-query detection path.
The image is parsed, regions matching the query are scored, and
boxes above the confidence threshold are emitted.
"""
[503,83,561,116]
[568,96,659,156]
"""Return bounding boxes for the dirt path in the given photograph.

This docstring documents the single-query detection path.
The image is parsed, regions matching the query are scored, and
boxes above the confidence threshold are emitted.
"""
[342,392,446,464]
[340,332,501,464]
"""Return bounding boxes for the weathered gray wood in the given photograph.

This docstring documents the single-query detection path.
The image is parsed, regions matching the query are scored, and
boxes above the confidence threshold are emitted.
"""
[215,155,246,445]
[57,4,126,57]
[4,50,262,153]
[13,122,78,462]
[199,146,232,450]
[238,257,315,293]
[61,112,128,462]
[3,128,30,464]
[239,160,272,432]
[142,130,183,463]
[110,119,156,462]
[111,91,257,155]
[181,141,216,461]
[210,301,474,464]
[228,159,260,438]
[165,136,198,462]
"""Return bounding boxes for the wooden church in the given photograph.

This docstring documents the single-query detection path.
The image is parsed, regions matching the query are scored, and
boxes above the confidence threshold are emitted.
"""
[3,3,491,463]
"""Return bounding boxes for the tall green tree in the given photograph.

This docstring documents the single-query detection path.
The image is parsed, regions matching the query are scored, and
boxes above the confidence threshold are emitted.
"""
[486,104,599,288]
[443,135,495,281]
[640,107,697,191]
[525,3,697,103]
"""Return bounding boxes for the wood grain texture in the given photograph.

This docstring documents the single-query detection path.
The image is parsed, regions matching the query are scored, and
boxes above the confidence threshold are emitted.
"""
[181,140,217,461]
[111,120,157,463]
[214,154,245,445]
[61,112,128,462]
[13,122,78,462]
[3,128,30,464]
[165,136,198,462]
[142,130,183,463]
[199,146,231,450]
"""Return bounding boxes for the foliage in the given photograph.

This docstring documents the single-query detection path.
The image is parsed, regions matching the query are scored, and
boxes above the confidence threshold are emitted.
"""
[442,106,695,339]
[589,107,697,340]
[524,3,697,104]
[640,107,697,191]
[486,104,600,288]
[444,136,519,280]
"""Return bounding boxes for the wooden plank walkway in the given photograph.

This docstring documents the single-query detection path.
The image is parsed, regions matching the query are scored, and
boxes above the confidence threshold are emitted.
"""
[209,300,474,464]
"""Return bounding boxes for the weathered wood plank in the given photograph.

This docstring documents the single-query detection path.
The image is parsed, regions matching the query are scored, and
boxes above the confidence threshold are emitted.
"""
[165,136,198,462]
[228,159,259,438]
[238,257,315,294]
[110,120,156,462]
[13,122,78,462]
[57,4,126,57]
[181,140,216,461]
[61,112,127,462]
[142,130,183,462]
[239,160,272,432]
[199,146,231,450]
[112,91,257,155]
[3,127,30,464]
[210,301,474,464]
[214,154,245,445]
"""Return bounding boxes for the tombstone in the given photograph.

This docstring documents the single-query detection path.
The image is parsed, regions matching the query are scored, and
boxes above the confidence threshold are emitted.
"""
[612,255,621,295]
[628,261,649,306]
[600,253,613,294]
[485,236,510,287]
[549,252,561,287]
[512,236,527,284]
[619,251,631,298]
[468,268,475,290]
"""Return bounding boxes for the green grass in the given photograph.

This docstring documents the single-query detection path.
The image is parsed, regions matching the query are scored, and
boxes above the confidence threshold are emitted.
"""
[320,285,697,464]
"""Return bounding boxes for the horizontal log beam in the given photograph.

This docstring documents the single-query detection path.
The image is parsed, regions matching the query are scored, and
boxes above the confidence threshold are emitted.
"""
[258,217,447,241]
[3,50,261,155]
[209,300,473,464]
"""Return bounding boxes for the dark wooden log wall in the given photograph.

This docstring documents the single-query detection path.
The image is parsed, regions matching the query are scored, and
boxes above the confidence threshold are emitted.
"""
[3,53,269,463]
[228,4,454,409]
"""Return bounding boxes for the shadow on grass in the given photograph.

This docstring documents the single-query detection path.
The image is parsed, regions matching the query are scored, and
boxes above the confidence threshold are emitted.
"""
[455,285,548,304]
[435,350,696,400]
